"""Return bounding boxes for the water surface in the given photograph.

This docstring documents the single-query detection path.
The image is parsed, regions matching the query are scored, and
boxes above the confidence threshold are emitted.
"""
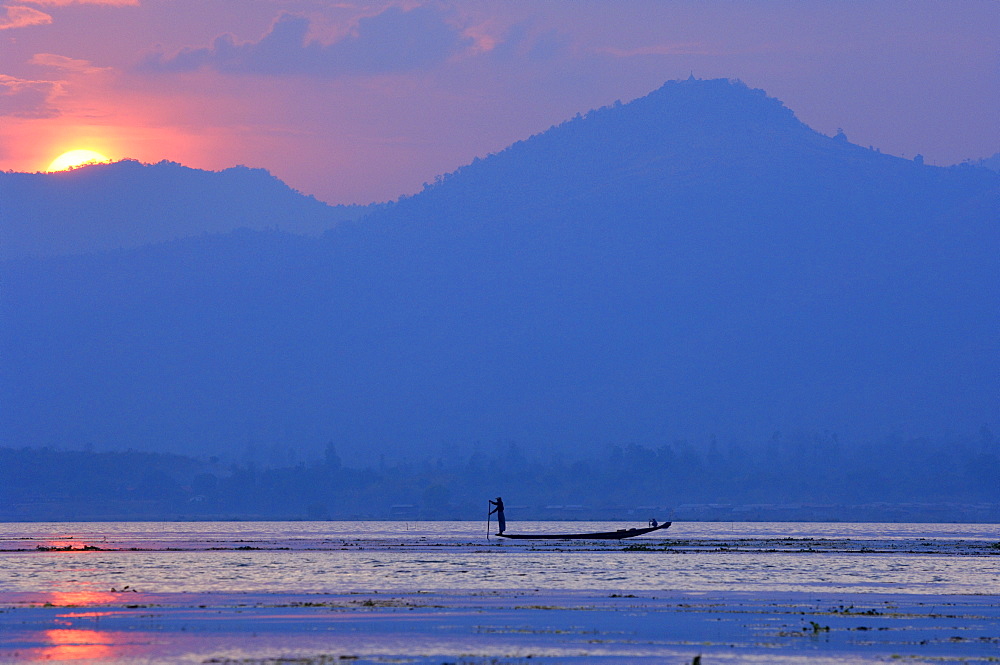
[2,521,997,595]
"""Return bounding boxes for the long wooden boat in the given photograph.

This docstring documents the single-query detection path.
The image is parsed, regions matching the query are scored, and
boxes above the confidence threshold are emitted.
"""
[497,521,671,540]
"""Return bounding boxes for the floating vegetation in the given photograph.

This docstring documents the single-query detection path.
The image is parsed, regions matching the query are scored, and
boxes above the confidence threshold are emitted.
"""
[806,621,831,634]
[204,656,359,664]
[830,604,882,616]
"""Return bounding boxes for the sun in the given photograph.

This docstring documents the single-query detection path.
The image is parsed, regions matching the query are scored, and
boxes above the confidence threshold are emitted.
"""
[47,149,111,172]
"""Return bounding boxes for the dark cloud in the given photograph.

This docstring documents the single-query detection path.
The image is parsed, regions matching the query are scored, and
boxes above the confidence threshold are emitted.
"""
[486,24,568,64]
[0,74,61,117]
[140,6,472,77]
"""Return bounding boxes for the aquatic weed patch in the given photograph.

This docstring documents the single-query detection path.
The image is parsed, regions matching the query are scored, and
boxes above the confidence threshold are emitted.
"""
[203,657,360,664]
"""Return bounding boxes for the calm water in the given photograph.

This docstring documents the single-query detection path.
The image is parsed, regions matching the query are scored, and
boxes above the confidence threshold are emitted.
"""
[2,521,998,596]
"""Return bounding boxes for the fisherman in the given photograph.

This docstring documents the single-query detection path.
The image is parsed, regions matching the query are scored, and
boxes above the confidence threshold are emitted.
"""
[489,497,506,534]
[649,518,658,528]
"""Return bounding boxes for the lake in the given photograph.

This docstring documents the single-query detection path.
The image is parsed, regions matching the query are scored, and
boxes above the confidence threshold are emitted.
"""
[2,521,998,663]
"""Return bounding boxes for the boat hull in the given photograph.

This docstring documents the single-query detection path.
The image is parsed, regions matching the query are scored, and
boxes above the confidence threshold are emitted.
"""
[496,522,671,540]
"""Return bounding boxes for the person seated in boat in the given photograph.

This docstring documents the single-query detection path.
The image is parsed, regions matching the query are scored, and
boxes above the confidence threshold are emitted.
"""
[489,497,506,534]
[649,518,658,528]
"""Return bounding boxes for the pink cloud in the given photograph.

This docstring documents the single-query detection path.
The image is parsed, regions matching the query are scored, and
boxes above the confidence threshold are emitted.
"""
[0,5,52,30]
[30,52,111,74]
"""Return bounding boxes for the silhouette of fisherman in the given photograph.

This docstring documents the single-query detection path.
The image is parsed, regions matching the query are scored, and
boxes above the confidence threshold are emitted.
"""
[489,496,506,534]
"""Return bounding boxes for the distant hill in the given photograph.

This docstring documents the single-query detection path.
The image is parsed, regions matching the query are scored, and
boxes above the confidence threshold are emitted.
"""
[978,152,1000,172]
[0,159,370,260]
[3,79,998,464]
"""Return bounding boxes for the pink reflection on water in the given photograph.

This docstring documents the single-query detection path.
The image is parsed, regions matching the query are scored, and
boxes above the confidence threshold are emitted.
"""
[35,629,116,661]
[11,591,160,663]
[57,611,115,620]
[43,591,120,607]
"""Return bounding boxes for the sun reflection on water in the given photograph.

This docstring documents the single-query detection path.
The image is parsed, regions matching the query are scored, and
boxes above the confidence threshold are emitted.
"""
[37,629,116,661]
[44,591,120,607]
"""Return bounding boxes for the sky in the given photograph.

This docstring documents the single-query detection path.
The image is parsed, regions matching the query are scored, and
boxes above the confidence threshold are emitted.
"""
[1,0,998,204]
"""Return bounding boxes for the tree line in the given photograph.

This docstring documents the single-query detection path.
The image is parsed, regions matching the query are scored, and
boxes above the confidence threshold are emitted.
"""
[2,429,997,522]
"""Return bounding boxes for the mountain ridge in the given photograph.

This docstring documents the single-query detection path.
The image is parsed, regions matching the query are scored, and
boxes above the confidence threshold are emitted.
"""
[2,78,998,463]
[0,159,371,261]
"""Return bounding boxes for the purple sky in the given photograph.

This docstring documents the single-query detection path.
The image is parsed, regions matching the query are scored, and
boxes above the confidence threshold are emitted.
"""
[2,0,998,204]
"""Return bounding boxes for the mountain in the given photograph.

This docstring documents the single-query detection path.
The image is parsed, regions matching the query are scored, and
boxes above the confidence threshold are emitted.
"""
[2,78,998,463]
[0,159,370,260]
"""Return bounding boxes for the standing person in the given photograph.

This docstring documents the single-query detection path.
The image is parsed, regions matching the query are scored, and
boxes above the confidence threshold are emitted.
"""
[489,497,506,534]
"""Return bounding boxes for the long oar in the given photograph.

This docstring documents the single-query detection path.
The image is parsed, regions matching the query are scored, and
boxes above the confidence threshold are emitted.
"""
[486,502,491,540]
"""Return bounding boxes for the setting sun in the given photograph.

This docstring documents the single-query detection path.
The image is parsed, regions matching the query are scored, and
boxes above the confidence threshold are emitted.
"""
[47,149,111,172]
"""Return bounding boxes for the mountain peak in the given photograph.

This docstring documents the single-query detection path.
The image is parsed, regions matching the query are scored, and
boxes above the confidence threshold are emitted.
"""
[404,77,875,218]
[531,76,807,150]
[633,77,805,134]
